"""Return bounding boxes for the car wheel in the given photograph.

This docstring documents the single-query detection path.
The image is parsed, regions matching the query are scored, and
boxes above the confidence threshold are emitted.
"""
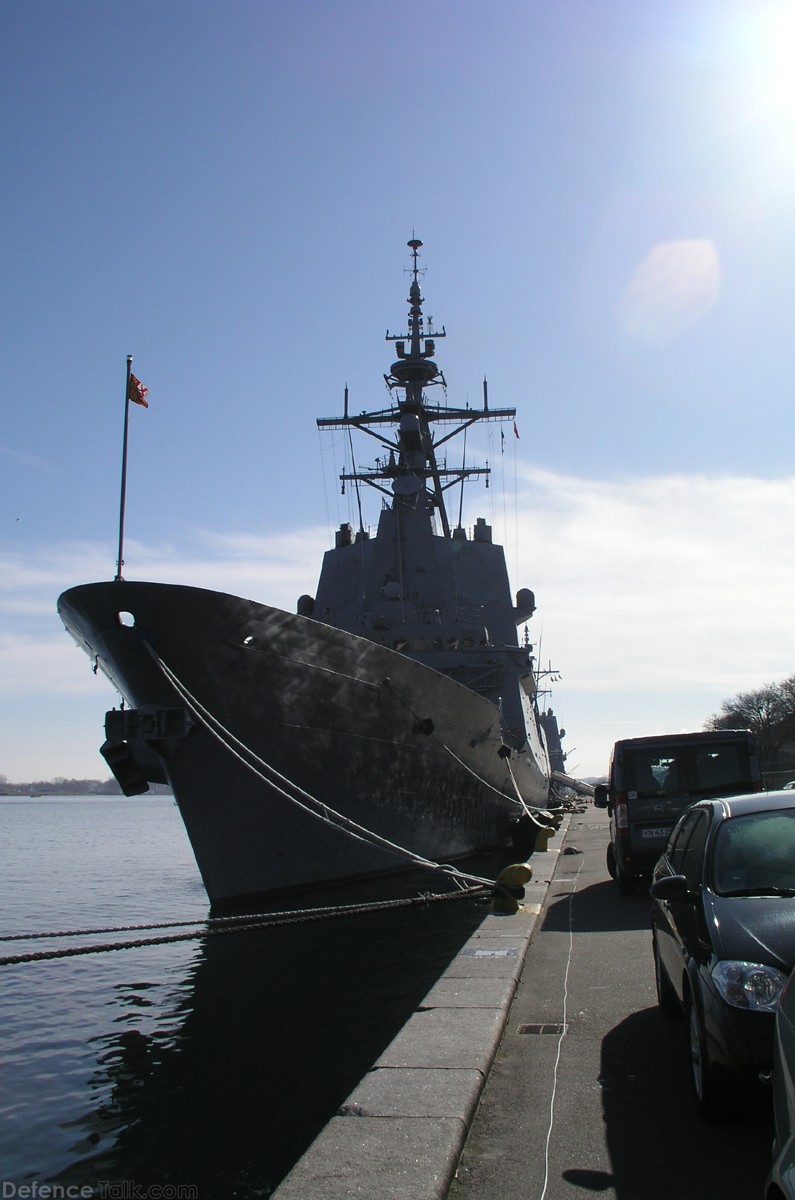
[686,989,725,1120]
[606,842,617,879]
[652,930,679,1017]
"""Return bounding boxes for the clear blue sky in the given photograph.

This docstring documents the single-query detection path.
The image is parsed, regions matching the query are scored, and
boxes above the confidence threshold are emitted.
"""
[2,0,794,782]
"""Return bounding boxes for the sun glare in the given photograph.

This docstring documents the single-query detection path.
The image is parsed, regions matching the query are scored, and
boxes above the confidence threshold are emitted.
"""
[725,2,795,181]
[752,5,795,120]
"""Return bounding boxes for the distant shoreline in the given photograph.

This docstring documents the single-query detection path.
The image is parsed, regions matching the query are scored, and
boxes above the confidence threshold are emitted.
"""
[0,779,173,797]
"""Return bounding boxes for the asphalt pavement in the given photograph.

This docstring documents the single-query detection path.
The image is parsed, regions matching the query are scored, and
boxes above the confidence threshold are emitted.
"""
[448,806,774,1200]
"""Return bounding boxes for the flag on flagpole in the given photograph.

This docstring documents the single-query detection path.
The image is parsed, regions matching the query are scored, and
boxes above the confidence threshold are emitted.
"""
[513,420,520,439]
[128,373,149,408]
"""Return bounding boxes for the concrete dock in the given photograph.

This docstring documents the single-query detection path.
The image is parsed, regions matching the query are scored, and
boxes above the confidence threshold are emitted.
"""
[271,820,569,1200]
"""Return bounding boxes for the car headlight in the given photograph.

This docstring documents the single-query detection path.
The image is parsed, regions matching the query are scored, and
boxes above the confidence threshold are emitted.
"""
[711,961,789,1011]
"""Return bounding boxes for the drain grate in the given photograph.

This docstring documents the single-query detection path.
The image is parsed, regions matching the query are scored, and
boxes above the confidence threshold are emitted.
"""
[517,1022,567,1035]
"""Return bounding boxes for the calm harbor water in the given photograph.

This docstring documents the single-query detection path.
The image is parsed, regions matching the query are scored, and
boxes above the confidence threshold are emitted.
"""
[0,795,492,1198]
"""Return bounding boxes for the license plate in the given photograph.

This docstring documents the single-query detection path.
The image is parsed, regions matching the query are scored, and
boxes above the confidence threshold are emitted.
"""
[641,827,671,839]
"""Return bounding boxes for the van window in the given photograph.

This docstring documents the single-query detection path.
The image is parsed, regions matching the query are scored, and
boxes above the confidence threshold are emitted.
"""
[624,739,754,800]
[659,755,685,793]
[695,746,743,793]
[627,751,683,796]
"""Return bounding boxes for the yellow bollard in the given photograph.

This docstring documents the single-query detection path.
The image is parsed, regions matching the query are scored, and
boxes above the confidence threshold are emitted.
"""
[491,862,534,914]
[534,825,555,852]
[539,809,564,831]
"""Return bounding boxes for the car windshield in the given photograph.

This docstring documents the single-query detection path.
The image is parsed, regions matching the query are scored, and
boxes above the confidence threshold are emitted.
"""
[712,809,795,896]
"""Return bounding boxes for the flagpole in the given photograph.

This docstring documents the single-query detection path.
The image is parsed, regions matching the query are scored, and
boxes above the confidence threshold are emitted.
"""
[115,355,133,581]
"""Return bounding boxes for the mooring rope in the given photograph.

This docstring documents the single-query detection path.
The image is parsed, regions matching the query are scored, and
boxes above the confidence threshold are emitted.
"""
[377,675,545,823]
[0,897,434,943]
[0,885,490,968]
[148,644,501,892]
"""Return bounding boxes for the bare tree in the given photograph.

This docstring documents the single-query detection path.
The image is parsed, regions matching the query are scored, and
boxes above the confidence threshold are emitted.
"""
[706,675,795,764]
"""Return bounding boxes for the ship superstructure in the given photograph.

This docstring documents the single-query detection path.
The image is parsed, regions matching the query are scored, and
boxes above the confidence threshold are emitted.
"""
[309,240,546,764]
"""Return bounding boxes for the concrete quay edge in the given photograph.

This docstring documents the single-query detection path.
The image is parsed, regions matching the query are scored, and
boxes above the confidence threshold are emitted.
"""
[271,817,570,1200]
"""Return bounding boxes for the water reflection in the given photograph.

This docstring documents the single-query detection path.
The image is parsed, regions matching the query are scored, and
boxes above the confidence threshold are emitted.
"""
[53,861,503,1197]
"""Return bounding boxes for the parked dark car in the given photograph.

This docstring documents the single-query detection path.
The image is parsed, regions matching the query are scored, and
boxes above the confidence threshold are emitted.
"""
[768,967,795,1199]
[650,791,795,1119]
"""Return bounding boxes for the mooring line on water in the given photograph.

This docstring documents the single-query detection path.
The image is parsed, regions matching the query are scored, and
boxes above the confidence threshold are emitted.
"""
[0,896,437,943]
[0,884,490,968]
[0,917,206,942]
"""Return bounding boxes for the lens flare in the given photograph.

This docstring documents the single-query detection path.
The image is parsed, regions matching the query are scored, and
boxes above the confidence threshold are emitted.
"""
[617,239,720,347]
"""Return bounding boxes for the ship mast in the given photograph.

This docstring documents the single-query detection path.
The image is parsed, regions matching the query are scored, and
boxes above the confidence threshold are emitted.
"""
[317,238,517,538]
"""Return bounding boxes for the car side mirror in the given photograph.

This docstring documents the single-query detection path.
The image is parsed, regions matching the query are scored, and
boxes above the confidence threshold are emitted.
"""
[650,874,696,904]
[593,784,608,809]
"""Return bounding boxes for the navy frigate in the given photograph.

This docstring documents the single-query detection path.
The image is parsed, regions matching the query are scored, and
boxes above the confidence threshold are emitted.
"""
[58,240,564,904]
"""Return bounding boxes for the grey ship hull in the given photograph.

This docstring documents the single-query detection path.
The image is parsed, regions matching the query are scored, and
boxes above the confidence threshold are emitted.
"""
[58,580,549,904]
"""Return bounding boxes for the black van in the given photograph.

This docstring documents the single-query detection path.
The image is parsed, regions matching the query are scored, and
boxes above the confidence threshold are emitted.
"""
[593,730,763,893]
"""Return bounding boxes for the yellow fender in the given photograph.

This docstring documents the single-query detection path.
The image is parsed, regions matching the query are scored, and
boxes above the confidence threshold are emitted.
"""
[491,862,534,914]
